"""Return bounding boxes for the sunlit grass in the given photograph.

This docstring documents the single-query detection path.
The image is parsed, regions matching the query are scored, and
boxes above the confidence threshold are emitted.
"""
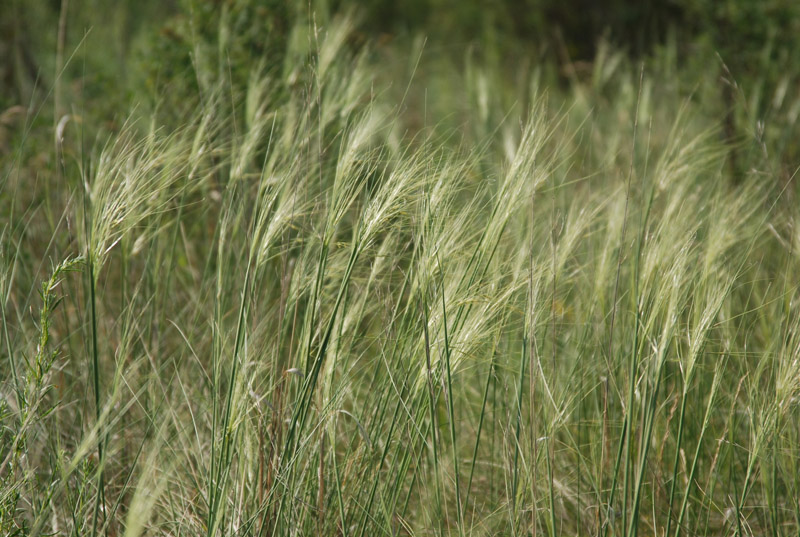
[2,8,799,537]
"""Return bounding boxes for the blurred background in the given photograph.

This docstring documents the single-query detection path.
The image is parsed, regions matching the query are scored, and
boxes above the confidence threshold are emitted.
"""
[3,0,800,173]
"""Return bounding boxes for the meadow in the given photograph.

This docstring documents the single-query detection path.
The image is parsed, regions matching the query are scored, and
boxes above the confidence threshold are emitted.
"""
[2,2,800,535]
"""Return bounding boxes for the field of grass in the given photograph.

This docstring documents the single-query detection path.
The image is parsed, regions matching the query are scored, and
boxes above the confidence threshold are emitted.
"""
[2,2,800,536]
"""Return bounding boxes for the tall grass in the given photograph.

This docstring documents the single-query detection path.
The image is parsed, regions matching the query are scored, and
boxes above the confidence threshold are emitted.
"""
[1,7,799,537]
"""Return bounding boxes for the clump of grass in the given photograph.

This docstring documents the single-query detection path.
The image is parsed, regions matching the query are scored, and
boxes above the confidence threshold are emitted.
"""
[1,4,799,537]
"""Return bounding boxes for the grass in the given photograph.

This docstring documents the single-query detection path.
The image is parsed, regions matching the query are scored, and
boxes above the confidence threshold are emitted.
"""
[2,4,800,536]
